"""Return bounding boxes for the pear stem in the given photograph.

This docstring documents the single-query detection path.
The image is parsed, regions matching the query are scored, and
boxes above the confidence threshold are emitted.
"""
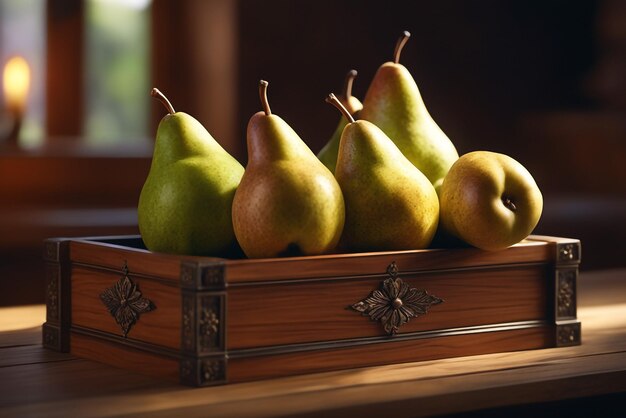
[326,93,355,123]
[394,31,411,64]
[502,197,517,212]
[150,88,175,114]
[259,80,271,115]
[343,69,358,99]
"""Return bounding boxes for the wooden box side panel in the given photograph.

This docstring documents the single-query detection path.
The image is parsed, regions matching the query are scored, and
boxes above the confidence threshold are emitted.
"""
[70,332,179,382]
[228,326,553,383]
[71,266,181,349]
[224,240,552,283]
[70,240,184,283]
[65,236,563,285]
[227,264,550,349]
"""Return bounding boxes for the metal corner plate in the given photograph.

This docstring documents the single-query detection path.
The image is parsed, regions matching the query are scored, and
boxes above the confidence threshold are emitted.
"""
[180,356,227,387]
[556,321,581,347]
[181,290,226,355]
[556,241,581,265]
[180,261,226,290]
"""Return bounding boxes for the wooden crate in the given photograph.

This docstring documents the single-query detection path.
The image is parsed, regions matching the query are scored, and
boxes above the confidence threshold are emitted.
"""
[42,235,581,386]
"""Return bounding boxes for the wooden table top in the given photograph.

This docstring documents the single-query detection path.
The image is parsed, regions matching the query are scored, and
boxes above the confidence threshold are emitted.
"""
[1,269,625,417]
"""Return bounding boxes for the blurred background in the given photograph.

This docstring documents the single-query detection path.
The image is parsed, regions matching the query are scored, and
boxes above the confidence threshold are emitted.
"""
[1,0,625,306]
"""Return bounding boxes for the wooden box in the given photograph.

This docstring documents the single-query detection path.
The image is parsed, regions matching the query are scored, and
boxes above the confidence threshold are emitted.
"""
[42,235,581,387]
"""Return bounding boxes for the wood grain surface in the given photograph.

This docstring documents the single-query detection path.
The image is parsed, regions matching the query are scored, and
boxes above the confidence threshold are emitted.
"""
[66,236,557,285]
[71,266,181,349]
[227,264,549,348]
[224,239,554,283]
[228,326,552,382]
[70,332,179,382]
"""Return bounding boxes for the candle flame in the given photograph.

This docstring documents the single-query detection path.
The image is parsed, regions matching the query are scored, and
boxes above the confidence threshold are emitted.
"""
[3,56,31,114]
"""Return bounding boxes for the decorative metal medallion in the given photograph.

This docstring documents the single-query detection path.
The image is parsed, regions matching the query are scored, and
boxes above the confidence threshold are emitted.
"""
[351,262,443,335]
[100,262,155,337]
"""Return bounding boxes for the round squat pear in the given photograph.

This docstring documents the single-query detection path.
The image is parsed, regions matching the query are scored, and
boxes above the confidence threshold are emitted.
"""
[317,69,363,173]
[232,80,345,258]
[138,88,244,256]
[439,151,543,251]
[360,31,459,190]
[327,93,439,252]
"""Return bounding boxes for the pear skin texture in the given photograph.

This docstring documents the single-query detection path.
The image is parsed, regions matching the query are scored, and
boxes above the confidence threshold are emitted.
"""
[360,63,459,186]
[318,96,362,173]
[317,117,347,174]
[138,112,244,256]
[335,120,439,252]
[232,112,345,258]
[439,151,543,251]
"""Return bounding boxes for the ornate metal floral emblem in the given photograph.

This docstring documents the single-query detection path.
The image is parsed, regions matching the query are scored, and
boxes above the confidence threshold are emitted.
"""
[351,262,443,335]
[100,262,155,337]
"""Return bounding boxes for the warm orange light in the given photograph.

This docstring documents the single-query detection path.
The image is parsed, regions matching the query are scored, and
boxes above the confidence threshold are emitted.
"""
[3,56,31,115]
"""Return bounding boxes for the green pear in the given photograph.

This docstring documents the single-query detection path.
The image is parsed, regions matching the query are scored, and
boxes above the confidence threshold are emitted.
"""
[327,93,439,252]
[232,80,345,258]
[360,31,459,189]
[138,88,244,256]
[439,151,543,251]
[317,69,363,173]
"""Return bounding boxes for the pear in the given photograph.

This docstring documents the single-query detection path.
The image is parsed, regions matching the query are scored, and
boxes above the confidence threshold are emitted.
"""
[439,151,543,251]
[360,31,459,190]
[317,69,363,173]
[138,88,244,256]
[327,93,439,252]
[232,80,345,258]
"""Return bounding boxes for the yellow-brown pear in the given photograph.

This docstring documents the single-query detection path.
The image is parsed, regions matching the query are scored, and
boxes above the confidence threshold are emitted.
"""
[360,31,458,191]
[232,81,345,258]
[439,151,543,250]
[327,93,439,252]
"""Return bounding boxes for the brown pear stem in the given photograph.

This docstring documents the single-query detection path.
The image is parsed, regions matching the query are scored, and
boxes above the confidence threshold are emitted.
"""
[502,197,517,212]
[343,69,358,99]
[326,93,355,123]
[259,80,271,115]
[150,88,175,114]
[394,31,411,64]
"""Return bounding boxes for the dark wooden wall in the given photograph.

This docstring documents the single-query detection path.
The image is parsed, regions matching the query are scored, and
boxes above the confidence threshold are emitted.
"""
[236,0,598,175]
